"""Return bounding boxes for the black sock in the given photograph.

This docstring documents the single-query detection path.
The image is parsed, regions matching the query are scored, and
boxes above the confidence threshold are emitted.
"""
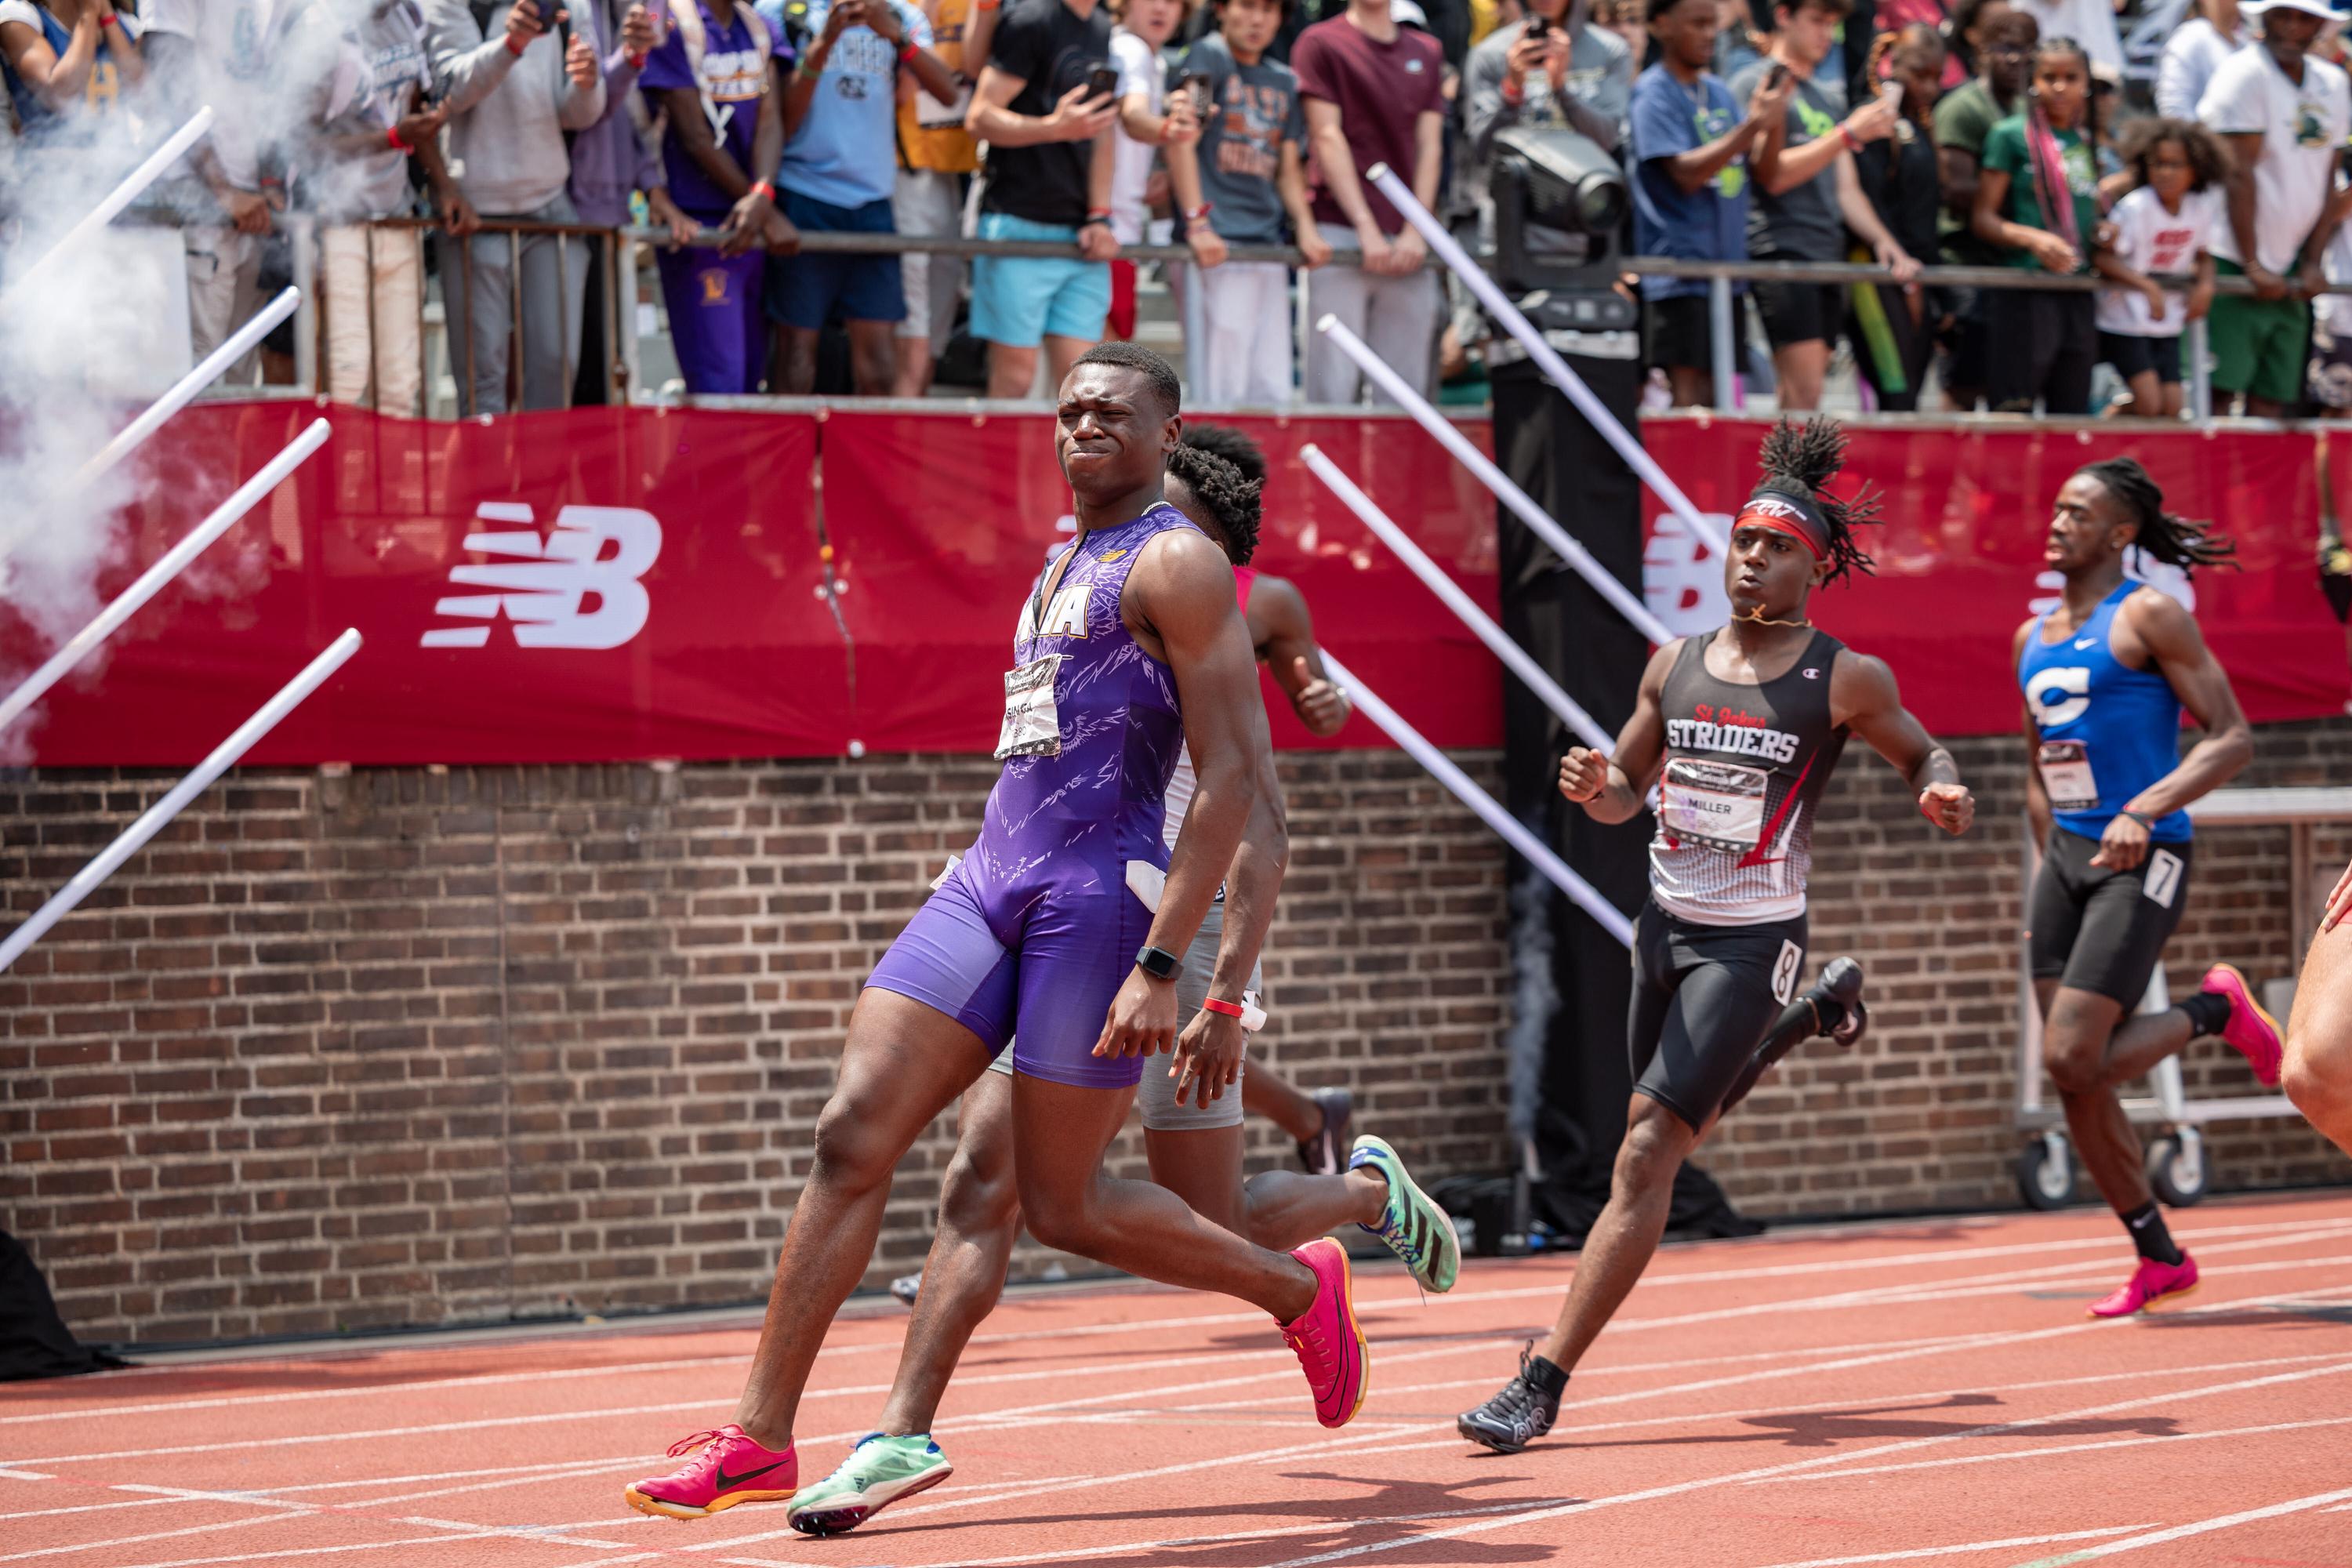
[2122,1200,2183,1266]
[1524,1355,1569,1399]
[2178,991,2232,1039]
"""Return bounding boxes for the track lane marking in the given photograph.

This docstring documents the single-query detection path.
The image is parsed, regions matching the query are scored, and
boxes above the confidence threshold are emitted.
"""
[2007,1486,2352,1566]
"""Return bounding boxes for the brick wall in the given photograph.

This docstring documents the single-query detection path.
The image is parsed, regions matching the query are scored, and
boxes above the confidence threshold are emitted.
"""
[3,726,2346,1348]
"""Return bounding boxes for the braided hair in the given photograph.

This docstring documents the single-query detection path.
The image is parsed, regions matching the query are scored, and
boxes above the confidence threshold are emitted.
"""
[2074,458,2238,572]
[1754,416,1880,586]
[1164,441,1263,566]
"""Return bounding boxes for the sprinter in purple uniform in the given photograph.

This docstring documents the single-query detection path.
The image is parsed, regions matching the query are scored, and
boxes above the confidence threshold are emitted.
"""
[622,343,1370,1523]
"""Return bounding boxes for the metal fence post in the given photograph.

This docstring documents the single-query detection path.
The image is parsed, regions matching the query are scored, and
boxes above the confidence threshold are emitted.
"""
[2189,315,2212,423]
[1708,273,1736,411]
[1182,260,1207,403]
[289,213,318,396]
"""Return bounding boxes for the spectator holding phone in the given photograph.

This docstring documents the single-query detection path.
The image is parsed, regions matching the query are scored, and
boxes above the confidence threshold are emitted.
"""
[1292,0,1448,405]
[892,0,1001,395]
[1845,24,1944,411]
[760,0,958,393]
[965,0,1121,397]
[1932,0,2030,407]
[1728,0,1914,410]
[565,0,664,404]
[1167,0,1324,404]
[641,0,793,393]
[1107,0,1200,339]
[1465,0,1633,194]
[424,0,608,412]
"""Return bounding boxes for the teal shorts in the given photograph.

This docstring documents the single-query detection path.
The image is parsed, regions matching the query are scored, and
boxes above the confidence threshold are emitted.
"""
[969,211,1112,349]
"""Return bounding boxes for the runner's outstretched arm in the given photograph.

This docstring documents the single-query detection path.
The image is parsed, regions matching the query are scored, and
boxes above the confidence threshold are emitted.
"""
[2092,590,2253,869]
[1556,639,1678,822]
[1833,650,1974,837]
[1171,716,1288,1107]
[1096,528,1271,1062]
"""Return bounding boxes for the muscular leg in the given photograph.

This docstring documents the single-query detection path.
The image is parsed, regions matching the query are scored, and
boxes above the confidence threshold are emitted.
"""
[1013,1075,1317,1321]
[845,319,897,396]
[1145,1120,1388,1250]
[1242,1065,1325,1145]
[2040,981,2153,1214]
[733,989,992,1447]
[2286,920,2352,1156]
[1534,1094,1699,1373]
[875,1071,1022,1439]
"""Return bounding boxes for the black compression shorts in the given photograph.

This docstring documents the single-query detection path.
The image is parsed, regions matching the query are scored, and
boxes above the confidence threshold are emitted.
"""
[1628,900,1809,1131]
[2027,826,2194,1005]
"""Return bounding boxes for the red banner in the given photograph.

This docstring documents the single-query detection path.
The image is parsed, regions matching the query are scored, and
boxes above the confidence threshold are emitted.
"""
[3,404,2340,768]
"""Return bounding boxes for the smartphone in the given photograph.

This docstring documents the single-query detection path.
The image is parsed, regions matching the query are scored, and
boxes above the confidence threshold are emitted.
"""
[1878,79,1902,111]
[1086,64,1120,103]
[1526,10,1549,35]
[1765,61,1790,91]
[1181,70,1213,118]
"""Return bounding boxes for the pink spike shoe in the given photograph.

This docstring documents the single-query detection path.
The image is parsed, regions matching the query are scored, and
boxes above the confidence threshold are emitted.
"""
[2201,964,2284,1086]
[623,1425,797,1520]
[1280,1237,1370,1428]
[2087,1252,2200,1319]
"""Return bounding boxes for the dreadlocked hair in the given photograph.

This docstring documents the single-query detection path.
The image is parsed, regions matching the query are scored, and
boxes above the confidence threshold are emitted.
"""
[2074,458,2238,572]
[1755,416,1879,586]
[1180,422,1269,487]
[1164,441,1263,566]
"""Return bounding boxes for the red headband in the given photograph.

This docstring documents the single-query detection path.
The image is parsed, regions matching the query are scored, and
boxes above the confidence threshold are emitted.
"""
[1733,499,1828,561]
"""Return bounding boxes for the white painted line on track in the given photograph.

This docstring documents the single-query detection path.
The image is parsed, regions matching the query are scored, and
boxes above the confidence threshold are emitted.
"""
[1755,1411,2352,1484]
[0,1494,181,1523]
[0,1509,311,1565]
[1741,1527,2160,1568]
[2007,1486,2352,1565]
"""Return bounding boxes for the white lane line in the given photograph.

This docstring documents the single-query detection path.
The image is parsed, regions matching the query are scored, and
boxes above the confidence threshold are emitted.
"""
[2008,1486,2352,1566]
[1740,1528,2161,1568]
[0,1495,181,1523]
[89,1534,659,1568]
[1755,1412,2352,1484]
[1243,1319,2352,1568]
[0,1509,310,1565]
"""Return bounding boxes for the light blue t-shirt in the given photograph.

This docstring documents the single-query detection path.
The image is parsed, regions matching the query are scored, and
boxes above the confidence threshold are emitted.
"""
[760,0,931,208]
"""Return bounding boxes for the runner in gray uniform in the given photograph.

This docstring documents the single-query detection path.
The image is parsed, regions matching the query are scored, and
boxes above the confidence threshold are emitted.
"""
[1457,416,1976,1454]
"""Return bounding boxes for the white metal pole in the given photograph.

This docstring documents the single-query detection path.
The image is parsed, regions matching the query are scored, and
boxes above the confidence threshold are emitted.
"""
[1316,315,1675,646]
[1301,444,1614,754]
[1363,162,1726,558]
[0,109,216,311]
[0,419,331,737]
[1321,650,1634,948]
[0,628,362,975]
[71,287,302,492]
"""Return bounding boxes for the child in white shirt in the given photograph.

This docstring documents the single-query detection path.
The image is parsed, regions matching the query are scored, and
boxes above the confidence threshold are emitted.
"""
[2093,118,2229,419]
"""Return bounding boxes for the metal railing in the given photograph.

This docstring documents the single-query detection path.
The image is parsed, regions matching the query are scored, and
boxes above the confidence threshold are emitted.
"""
[239,217,2352,425]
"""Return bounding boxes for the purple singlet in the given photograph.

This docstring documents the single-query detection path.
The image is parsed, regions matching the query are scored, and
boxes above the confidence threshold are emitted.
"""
[865,503,1202,1088]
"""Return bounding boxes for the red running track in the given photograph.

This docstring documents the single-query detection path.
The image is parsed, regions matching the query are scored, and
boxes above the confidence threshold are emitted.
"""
[5,1192,2352,1568]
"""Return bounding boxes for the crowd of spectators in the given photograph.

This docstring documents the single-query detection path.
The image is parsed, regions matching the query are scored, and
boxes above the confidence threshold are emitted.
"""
[4,0,2352,413]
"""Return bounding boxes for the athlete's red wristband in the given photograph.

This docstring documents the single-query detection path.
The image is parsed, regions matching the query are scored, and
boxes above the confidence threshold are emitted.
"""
[1200,996,1246,1018]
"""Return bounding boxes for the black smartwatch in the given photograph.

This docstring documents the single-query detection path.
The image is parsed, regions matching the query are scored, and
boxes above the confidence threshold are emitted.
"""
[1134,944,1182,982]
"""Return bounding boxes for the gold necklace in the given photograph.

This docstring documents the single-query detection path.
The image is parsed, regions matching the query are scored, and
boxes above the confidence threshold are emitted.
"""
[1734,605,1812,630]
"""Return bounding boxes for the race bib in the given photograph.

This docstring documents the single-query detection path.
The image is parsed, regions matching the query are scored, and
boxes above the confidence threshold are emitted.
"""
[2038,739,2098,812]
[1661,757,1769,851]
[996,653,1065,760]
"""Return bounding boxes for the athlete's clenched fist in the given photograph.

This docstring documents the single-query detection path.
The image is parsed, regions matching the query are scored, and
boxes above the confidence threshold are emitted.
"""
[1918,781,1973,836]
[1558,747,1607,804]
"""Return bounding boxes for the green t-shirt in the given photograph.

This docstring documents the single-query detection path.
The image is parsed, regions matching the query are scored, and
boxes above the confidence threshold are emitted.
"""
[1933,79,2005,266]
[1980,115,2101,272]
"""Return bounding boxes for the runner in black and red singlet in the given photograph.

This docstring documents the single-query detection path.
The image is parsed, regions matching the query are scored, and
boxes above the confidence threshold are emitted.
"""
[1457,416,1978,1454]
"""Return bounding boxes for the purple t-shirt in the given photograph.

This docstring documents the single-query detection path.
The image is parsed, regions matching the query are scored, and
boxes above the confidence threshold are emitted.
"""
[640,2,774,216]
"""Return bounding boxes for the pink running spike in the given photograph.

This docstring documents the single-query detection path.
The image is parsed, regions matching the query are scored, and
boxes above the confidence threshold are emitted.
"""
[624,1424,797,1520]
[2087,1252,2200,1319]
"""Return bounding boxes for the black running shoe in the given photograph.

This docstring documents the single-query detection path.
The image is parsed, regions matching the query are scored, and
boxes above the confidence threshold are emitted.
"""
[1298,1088,1353,1176]
[1457,1348,1560,1454]
[1816,956,1868,1047]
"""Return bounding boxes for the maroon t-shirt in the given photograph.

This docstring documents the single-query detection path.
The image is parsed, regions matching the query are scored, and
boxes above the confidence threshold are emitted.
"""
[1289,14,1446,234]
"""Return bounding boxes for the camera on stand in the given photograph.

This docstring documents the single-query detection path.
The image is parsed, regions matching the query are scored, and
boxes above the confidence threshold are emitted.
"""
[1488,125,1636,342]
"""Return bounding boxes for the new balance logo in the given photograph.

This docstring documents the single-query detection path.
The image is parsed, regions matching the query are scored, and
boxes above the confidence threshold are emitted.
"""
[422,503,662,649]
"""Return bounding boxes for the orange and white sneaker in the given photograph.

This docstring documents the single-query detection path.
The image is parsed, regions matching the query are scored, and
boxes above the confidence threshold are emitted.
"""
[1280,1237,1370,1428]
[624,1425,797,1520]
[2088,1252,2200,1319]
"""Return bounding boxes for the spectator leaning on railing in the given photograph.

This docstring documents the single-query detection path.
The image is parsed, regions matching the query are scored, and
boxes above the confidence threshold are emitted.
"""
[1729,0,1913,412]
[891,0,999,396]
[2090,117,2226,419]
[1846,24,1945,412]
[643,0,793,394]
[2156,0,2245,122]
[1107,0,1200,340]
[423,0,608,414]
[1970,34,2102,414]
[1630,0,1784,408]
[565,0,664,404]
[1166,0,1326,405]
[1292,0,1447,406]
[305,0,474,415]
[2,0,146,146]
[760,0,957,394]
[1933,0,2032,408]
[965,0,1120,399]
[2198,0,2352,418]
